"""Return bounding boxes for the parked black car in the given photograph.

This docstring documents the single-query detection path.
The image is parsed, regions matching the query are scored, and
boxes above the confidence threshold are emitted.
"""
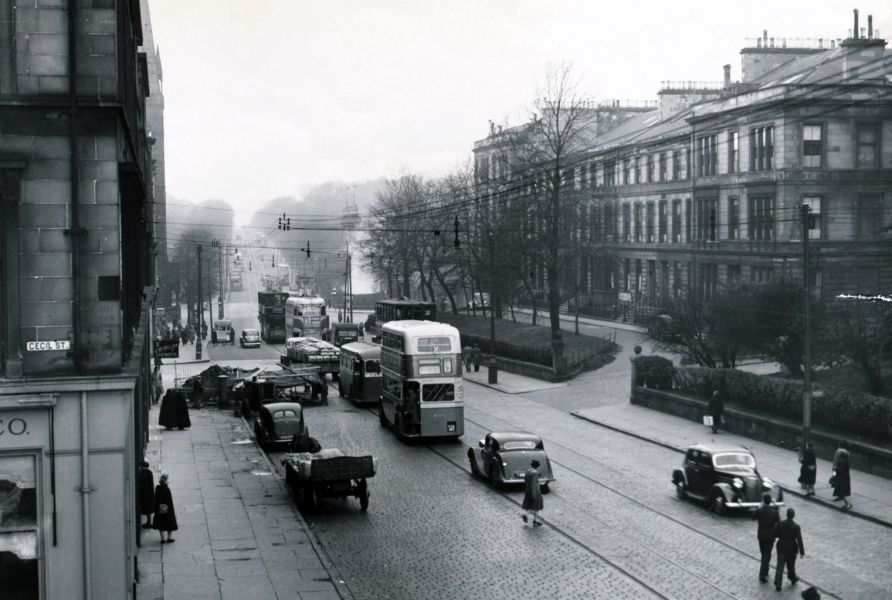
[253,402,308,449]
[672,443,783,515]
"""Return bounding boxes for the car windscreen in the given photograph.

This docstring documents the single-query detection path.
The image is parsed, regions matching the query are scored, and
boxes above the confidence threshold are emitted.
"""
[502,441,537,450]
[713,452,755,468]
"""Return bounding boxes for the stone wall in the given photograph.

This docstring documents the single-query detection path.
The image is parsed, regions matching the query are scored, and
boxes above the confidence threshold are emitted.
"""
[631,386,892,479]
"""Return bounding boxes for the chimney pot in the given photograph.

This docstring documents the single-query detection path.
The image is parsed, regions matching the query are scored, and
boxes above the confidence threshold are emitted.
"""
[723,64,731,88]
[868,15,873,38]
[763,29,768,42]
[854,9,859,39]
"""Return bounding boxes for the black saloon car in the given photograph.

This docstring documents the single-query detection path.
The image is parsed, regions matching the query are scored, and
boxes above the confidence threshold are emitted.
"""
[468,432,555,493]
[253,402,308,449]
[672,443,783,514]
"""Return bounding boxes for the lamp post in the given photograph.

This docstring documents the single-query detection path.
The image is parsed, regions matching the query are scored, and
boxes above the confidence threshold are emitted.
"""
[800,204,813,446]
[488,230,498,384]
[196,244,202,360]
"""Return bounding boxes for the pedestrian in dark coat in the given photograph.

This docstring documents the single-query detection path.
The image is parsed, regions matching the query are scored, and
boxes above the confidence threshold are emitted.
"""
[152,474,178,543]
[159,389,191,430]
[708,390,724,434]
[471,344,482,373]
[773,507,805,591]
[462,345,472,373]
[831,440,852,510]
[753,494,780,582]
[798,441,817,496]
[521,459,544,526]
[138,461,155,528]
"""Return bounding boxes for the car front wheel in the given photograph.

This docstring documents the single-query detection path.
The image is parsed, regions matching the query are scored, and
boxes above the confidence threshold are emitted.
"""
[711,492,727,515]
[675,480,687,499]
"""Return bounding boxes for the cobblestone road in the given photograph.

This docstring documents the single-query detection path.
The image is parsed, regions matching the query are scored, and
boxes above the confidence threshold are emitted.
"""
[264,379,892,600]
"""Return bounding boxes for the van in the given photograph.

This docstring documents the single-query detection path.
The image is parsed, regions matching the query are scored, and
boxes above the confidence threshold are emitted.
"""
[212,319,235,344]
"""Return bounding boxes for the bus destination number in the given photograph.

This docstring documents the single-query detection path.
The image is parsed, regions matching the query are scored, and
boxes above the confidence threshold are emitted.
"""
[0,418,29,436]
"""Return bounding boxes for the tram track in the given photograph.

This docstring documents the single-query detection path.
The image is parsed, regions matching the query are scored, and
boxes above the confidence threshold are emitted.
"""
[348,398,840,600]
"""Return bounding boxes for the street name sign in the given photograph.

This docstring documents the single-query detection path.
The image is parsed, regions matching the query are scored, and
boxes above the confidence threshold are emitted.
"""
[26,340,70,351]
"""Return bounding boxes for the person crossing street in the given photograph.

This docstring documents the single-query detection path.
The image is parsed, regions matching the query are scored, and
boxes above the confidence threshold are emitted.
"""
[753,494,780,583]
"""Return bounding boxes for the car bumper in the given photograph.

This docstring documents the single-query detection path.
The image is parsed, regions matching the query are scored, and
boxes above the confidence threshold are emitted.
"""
[243,341,261,348]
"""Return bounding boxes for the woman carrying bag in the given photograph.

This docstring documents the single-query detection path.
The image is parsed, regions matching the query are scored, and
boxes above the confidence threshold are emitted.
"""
[798,440,816,496]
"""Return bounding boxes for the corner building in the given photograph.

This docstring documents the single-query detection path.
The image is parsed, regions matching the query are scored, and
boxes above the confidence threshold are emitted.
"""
[473,16,892,320]
[0,1,159,598]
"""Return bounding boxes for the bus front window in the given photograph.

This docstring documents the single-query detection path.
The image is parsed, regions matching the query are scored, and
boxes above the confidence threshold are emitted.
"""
[422,383,454,402]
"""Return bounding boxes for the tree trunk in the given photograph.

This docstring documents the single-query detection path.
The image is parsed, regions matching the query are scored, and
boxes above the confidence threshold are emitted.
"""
[432,266,458,313]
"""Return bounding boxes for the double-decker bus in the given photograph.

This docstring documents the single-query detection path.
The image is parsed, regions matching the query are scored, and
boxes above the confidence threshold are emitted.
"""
[285,296,329,339]
[258,291,289,342]
[378,320,463,439]
[369,298,436,338]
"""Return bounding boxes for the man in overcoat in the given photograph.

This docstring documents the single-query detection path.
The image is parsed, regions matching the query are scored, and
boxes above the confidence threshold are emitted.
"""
[138,461,155,528]
[774,507,805,591]
[708,390,724,434]
[753,494,780,582]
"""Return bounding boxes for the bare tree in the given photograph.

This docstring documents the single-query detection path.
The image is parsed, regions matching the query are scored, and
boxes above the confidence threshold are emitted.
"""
[504,64,596,371]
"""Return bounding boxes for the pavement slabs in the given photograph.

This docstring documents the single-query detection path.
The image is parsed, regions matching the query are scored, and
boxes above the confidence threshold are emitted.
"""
[137,401,352,600]
[572,403,892,529]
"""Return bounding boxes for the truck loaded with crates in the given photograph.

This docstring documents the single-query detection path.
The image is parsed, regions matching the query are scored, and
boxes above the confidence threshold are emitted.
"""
[280,337,340,376]
[258,291,289,342]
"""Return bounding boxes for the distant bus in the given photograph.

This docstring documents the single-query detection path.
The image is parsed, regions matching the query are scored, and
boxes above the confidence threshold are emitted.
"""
[285,296,329,339]
[276,264,292,287]
[370,299,436,338]
[258,291,289,342]
[378,320,463,440]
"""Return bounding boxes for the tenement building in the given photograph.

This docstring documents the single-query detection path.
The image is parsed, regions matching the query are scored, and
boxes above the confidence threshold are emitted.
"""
[473,13,892,321]
[0,1,160,598]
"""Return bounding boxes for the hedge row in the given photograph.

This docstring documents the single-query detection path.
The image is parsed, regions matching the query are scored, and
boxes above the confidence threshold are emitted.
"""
[672,366,892,442]
[440,313,617,369]
[633,355,675,389]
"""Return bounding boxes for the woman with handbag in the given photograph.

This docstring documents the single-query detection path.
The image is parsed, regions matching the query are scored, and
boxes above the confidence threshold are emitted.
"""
[798,441,817,496]
[831,440,852,510]
[152,474,179,543]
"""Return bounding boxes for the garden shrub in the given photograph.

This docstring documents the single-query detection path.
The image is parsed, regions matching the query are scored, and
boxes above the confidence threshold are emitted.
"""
[633,355,675,389]
[672,367,892,442]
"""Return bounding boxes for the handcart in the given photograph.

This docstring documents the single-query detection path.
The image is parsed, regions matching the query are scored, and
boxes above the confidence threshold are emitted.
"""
[282,450,376,512]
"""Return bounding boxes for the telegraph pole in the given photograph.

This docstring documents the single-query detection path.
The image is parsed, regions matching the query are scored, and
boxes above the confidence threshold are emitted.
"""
[488,230,498,384]
[217,239,224,319]
[196,244,203,360]
[800,204,812,446]
[207,256,214,336]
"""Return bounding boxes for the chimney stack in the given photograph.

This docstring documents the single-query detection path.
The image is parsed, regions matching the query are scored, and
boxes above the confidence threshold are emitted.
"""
[854,9,859,39]
[723,64,731,89]
[868,14,873,38]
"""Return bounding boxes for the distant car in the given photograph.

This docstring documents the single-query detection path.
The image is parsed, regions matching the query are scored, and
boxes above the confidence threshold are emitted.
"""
[468,432,554,493]
[212,319,235,345]
[253,402,308,449]
[470,292,490,310]
[672,443,783,515]
[240,328,261,348]
[646,314,682,343]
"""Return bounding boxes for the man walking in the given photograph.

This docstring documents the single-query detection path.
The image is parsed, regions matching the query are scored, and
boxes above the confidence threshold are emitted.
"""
[774,507,805,591]
[708,389,724,434]
[754,494,780,583]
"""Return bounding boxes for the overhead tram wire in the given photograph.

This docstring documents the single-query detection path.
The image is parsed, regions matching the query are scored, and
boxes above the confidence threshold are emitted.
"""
[150,53,892,234]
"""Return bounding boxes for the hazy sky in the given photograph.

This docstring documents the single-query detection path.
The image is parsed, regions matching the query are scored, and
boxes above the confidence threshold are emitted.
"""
[148,0,892,225]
